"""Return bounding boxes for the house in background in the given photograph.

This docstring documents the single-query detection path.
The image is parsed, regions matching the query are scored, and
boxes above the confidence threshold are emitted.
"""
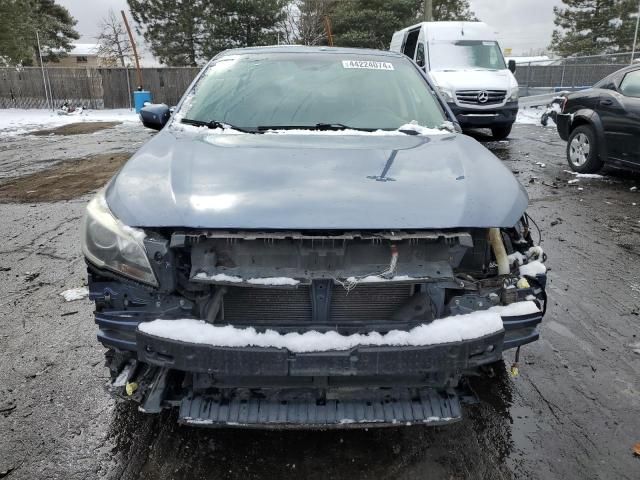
[44,43,104,67]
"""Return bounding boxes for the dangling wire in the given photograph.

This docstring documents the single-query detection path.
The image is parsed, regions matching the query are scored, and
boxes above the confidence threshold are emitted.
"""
[335,244,399,292]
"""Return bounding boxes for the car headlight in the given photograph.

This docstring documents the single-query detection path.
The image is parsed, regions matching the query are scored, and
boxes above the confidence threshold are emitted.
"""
[81,190,158,286]
[508,87,519,102]
[437,86,454,102]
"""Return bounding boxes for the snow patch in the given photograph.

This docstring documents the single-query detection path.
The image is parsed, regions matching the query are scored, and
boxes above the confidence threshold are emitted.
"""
[519,261,547,277]
[247,277,300,286]
[516,107,555,127]
[263,123,449,136]
[345,275,414,283]
[60,287,89,302]
[194,272,243,283]
[0,108,139,135]
[564,170,604,179]
[138,301,540,353]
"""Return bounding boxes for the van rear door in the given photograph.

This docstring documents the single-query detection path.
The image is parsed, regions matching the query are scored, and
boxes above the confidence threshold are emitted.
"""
[401,26,427,70]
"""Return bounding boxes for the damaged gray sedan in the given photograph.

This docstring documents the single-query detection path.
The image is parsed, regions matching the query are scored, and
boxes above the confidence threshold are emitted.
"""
[82,46,547,428]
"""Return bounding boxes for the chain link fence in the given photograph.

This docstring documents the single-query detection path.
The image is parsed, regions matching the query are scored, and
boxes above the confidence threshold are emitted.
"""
[516,51,640,96]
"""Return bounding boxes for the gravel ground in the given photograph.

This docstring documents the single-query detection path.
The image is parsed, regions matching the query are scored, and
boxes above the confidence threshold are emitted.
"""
[0,122,639,480]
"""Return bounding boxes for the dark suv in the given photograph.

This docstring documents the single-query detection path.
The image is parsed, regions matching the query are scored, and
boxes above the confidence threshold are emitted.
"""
[556,64,640,173]
[83,46,546,428]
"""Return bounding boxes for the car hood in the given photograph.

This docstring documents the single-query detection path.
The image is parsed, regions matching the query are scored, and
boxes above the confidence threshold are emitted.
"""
[429,69,514,92]
[106,127,528,230]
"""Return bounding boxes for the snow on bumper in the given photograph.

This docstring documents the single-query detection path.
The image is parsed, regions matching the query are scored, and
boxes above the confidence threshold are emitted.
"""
[139,301,538,353]
[136,301,541,375]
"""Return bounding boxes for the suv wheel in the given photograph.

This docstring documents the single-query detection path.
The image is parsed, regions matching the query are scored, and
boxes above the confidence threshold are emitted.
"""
[491,124,512,140]
[567,125,602,173]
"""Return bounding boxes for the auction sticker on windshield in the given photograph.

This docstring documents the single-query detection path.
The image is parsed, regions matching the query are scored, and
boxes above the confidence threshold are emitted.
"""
[342,60,394,70]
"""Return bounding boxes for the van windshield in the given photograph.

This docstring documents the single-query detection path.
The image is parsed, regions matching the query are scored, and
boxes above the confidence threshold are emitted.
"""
[429,40,506,71]
[178,52,447,132]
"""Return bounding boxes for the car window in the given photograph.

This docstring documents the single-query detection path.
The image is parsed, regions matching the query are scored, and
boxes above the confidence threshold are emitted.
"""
[619,70,640,98]
[428,40,506,71]
[180,53,447,131]
[415,43,426,68]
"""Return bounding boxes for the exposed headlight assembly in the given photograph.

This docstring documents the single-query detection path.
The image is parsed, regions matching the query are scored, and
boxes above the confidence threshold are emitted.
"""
[81,190,158,286]
[508,87,519,102]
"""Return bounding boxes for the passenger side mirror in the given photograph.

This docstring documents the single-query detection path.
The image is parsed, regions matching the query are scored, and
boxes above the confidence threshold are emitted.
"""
[140,103,171,131]
[508,60,516,73]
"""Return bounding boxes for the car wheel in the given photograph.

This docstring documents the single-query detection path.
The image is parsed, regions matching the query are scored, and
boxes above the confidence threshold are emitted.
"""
[566,125,603,173]
[491,124,512,140]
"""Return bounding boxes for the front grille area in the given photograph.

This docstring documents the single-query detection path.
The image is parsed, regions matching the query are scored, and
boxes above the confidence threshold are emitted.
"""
[222,284,414,324]
[456,90,506,105]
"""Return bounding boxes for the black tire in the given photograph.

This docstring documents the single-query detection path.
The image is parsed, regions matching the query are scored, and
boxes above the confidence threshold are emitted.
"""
[566,124,603,173]
[491,124,513,140]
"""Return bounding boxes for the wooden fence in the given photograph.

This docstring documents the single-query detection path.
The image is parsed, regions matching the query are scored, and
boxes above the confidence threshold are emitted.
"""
[0,67,200,109]
[0,63,628,109]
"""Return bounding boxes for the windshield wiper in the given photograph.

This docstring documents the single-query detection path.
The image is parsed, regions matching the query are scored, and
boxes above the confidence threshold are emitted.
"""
[257,123,374,132]
[180,118,254,133]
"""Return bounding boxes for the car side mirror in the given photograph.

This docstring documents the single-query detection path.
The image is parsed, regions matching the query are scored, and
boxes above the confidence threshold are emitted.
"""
[508,59,516,73]
[140,103,171,131]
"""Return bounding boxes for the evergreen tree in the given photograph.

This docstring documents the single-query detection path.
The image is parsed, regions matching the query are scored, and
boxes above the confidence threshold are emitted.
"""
[0,0,78,66]
[0,0,34,65]
[331,0,416,49]
[202,0,288,57]
[128,0,287,64]
[330,0,477,50]
[551,0,640,57]
[426,0,477,21]
[128,0,212,66]
[32,0,80,64]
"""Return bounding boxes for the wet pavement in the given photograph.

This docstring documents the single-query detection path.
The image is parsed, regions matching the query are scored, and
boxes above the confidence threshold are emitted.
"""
[0,123,639,479]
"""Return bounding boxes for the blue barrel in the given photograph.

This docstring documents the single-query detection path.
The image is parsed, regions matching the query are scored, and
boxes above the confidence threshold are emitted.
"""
[133,90,152,113]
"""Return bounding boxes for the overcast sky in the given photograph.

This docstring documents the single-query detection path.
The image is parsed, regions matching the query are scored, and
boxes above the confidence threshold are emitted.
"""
[58,0,565,64]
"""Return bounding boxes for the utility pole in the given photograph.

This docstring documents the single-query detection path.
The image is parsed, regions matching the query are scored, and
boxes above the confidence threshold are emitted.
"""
[120,10,143,89]
[632,0,640,64]
[424,0,433,22]
[36,31,52,111]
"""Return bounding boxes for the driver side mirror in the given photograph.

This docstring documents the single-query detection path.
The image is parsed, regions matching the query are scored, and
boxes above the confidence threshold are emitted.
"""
[140,103,171,131]
[508,59,516,73]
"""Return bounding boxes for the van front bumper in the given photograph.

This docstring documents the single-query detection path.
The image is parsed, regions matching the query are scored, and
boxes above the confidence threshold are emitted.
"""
[449,101,518,128]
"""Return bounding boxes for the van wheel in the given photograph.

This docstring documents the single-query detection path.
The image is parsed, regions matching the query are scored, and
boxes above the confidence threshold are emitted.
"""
[567,125,602,173]
[491,124,512,140]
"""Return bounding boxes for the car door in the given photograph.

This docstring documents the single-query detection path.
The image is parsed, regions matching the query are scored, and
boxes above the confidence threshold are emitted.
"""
[598,68,640,164]
[616,69,640,165]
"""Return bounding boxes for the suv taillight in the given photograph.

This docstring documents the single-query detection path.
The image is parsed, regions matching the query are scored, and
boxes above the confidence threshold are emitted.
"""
[561,96,568,113]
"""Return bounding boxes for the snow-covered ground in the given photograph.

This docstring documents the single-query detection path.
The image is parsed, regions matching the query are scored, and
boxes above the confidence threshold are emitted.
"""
[0,108,140,135]
[516,106,555,127]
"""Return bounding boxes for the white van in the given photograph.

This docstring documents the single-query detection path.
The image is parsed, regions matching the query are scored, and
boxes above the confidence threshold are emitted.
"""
[391,22,519,139]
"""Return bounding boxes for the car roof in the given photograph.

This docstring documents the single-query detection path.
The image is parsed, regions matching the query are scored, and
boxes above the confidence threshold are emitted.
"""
[215,45,406,59]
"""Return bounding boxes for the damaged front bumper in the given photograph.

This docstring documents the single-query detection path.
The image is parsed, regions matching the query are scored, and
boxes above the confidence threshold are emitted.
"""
[89,224,547,428]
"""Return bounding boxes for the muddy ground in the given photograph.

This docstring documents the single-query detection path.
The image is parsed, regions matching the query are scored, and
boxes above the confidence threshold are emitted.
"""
[0,122,639,480]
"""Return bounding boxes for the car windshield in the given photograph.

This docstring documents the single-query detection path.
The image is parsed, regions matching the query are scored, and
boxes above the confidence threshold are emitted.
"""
[429,40,506,71]
[178,52,447,131]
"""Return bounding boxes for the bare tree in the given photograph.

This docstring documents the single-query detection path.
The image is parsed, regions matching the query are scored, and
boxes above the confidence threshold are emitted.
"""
[96,9,133,66]
[279,0,334,46]
[297,0,335,46]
